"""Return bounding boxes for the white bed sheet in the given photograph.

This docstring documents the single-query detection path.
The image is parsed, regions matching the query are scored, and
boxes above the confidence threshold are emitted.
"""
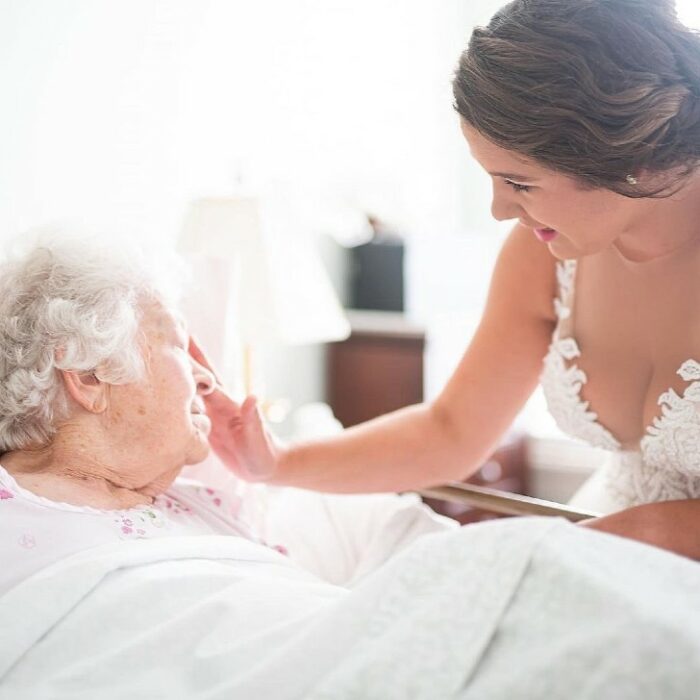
[2,517,700,699]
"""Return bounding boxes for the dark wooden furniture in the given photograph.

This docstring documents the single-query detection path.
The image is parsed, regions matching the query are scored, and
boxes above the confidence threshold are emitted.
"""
[326,310,534,523]
[327,310,425,428]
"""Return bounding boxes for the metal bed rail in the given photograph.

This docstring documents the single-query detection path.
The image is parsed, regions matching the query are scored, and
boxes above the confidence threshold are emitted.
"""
[418,482,600,522]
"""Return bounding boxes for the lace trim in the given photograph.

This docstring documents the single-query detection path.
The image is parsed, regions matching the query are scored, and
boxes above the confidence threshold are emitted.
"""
[603,361,700,507]
[542,260,700,507]
[639,360,700,476]
[553,259,575,322]
[541,260,621,452]
[597,361,700,507]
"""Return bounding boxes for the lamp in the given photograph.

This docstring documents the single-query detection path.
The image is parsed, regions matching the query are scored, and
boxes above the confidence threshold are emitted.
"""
[178,195,351,401]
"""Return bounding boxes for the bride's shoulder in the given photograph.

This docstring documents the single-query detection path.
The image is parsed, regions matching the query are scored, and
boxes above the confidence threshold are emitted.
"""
[489,223,558,324]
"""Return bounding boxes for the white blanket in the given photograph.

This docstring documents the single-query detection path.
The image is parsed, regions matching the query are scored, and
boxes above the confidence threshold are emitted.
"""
[2,517,700,699]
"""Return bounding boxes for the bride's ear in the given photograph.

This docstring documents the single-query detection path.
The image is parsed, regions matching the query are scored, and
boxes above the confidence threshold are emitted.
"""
[60,369,109,414]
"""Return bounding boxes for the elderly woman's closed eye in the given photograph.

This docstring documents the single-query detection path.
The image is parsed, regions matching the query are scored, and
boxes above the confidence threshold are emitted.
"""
[0,234,265,596]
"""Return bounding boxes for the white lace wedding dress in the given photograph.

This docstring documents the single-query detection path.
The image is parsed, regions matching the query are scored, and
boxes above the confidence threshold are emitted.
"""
[540,259,700,514]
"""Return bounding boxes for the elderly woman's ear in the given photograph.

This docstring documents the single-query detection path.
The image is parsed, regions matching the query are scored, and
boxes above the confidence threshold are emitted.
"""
[60,370,109,414]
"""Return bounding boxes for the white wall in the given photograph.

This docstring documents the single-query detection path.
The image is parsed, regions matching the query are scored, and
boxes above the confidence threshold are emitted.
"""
[0,0,507,415]
[677,1,700,28]
[0,0,504,241]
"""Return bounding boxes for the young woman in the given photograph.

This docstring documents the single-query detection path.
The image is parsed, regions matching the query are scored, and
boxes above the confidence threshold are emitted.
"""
[193,0,700,559]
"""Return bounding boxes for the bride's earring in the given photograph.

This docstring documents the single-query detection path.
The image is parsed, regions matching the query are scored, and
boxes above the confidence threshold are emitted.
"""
[625,174,638,185]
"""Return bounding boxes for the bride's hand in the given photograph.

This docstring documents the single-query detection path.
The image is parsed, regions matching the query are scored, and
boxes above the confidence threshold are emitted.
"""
[189,337,282,481]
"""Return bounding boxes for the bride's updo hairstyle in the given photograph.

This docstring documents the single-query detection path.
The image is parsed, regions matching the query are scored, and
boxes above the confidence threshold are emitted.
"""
[453,0,700,197]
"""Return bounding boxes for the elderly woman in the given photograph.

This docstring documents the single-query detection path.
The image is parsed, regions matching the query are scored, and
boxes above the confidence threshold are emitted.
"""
[0,236,269,595]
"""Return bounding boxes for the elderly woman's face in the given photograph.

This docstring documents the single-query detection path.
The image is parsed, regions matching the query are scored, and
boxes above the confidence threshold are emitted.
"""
[103,302,215,491]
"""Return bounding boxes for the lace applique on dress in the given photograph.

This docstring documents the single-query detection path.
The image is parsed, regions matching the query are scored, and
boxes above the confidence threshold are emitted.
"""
[642,360,700,477]
[540,260,621,452]
[607,360,700,506]
[540,260,700,508]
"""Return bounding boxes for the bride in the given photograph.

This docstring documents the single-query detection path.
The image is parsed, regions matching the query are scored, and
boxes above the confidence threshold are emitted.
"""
[195,0,700,560]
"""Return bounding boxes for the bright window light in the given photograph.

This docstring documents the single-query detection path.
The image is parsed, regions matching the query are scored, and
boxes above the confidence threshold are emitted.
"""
[677,0,700,28]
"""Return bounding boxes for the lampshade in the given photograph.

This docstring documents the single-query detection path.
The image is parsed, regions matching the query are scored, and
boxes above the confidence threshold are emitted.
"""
[179,196,350,346]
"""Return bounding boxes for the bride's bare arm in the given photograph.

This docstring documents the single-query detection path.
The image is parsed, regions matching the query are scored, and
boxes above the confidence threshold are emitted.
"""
[274,224,557,492]
[198,223,557,493]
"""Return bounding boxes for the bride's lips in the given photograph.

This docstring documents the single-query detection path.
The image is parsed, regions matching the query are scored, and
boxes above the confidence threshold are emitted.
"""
[534,227,559,242]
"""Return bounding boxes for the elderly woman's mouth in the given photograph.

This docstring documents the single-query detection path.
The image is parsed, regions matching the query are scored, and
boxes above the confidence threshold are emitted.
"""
[190,401,211,430]
[190,398,206,415]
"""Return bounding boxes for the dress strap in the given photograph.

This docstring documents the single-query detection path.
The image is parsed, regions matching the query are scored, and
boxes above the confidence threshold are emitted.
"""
[553,259,578,339]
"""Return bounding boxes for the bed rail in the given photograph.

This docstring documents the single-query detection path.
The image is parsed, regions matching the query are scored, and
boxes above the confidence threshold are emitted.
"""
[418,482,600,522]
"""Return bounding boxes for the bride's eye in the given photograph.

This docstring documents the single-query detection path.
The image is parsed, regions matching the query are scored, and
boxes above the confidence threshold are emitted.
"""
[504,179,532,193]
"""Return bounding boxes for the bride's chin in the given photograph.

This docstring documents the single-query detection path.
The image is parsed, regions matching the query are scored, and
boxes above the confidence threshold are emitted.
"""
[546,236,590,261]
[546,242,572,261]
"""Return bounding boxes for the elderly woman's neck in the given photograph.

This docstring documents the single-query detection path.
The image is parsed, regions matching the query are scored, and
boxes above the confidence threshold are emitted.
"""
[1,430,156,510]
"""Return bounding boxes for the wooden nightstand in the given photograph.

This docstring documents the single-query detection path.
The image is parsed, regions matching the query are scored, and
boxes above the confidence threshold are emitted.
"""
[327,310,425,428]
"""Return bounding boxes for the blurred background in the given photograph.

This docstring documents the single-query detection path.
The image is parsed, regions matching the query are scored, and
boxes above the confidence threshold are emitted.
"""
[2,0,699,506]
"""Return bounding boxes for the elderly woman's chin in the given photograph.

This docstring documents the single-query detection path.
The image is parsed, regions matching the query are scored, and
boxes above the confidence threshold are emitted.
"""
[186,414,213,465]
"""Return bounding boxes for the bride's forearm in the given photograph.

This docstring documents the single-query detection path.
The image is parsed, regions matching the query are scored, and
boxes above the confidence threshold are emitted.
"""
[271,402,488,494]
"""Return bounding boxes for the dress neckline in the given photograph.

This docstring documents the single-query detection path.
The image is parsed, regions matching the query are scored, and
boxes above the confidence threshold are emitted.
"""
[546,259,700,452]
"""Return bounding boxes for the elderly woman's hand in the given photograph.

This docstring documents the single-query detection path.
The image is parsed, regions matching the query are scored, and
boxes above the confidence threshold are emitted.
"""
[189,338,282,481]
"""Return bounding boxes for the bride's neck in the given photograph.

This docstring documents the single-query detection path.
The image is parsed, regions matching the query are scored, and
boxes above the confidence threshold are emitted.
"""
[613,175,700,264]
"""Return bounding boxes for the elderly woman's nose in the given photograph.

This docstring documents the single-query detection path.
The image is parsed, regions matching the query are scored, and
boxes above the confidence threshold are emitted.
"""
[192,360,216,395]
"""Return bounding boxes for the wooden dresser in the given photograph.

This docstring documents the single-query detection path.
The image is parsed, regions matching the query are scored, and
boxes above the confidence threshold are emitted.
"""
[327,310,425,427]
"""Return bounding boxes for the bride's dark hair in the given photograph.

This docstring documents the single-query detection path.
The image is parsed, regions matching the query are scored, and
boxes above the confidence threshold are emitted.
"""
[453,0,700,197]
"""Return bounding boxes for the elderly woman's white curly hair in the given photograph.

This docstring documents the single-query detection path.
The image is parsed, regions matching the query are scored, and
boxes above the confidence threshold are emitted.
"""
[0,231,183,452]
